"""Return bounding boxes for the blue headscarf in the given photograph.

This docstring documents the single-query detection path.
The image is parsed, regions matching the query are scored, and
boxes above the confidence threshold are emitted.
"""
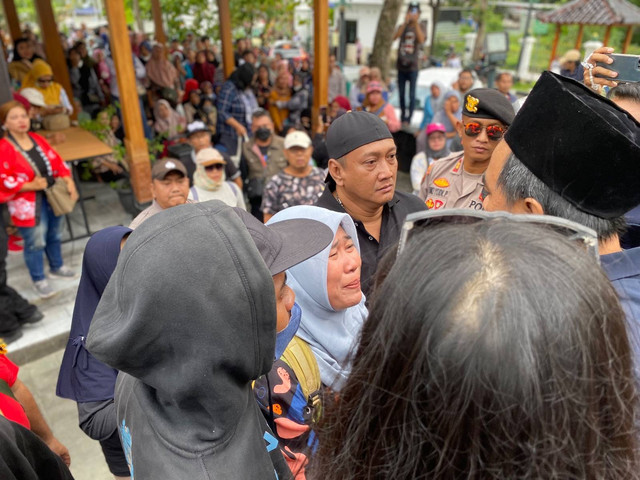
[433,90,462,133]
[268,206,368,391]
[56,226,131,402]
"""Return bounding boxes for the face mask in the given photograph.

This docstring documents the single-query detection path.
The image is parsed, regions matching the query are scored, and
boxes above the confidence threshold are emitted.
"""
[293,85,302,92]
[275,302,301,359]
[255,127,272,141]
[202,105,214,113]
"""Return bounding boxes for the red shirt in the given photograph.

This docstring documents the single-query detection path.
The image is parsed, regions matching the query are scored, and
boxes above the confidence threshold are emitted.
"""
[0,132,71,227]
[0,354,30,429]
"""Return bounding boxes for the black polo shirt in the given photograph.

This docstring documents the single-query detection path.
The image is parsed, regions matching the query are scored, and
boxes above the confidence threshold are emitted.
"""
[315,188,426,297]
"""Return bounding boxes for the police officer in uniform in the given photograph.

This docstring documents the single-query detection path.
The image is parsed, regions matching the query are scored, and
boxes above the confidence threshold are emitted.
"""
[419,88,515,210]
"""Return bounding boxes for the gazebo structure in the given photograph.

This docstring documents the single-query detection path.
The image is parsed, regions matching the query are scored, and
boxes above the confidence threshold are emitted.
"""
[0,0,328,204]
[538,0,640,69]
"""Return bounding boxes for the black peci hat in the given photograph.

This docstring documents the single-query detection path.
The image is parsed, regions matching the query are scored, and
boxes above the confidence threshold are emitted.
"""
[463,88,515,126]
[504,71,640,219]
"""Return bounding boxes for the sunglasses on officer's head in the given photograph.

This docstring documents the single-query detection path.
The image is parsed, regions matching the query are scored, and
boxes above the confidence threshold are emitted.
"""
[204,163,224,172]
[398,209,599,262]
[463,122,506,141]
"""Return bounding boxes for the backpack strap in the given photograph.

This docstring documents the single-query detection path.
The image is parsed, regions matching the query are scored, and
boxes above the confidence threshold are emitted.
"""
[281,336,322,425]
[190,186,199,202]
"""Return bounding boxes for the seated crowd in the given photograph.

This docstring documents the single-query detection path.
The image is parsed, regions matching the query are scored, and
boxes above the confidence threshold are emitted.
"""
[2,24,640,480]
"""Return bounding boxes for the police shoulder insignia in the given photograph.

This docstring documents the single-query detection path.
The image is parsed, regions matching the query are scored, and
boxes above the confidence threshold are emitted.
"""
[0,342,7,355]
[465,95,479,113]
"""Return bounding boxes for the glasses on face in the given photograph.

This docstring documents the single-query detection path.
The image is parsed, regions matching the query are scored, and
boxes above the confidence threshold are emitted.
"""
[398,209,599,262]
[464,122,506,141]
[204,163,224,172]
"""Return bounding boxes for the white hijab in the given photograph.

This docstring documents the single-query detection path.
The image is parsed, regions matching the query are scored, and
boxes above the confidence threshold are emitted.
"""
[268,206,368,391]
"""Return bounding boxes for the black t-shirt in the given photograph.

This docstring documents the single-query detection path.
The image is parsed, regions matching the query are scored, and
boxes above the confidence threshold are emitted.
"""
[397,24,421,72]
[26,147,54,186]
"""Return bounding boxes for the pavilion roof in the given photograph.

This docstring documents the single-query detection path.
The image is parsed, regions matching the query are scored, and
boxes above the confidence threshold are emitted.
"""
[537,0,640,26]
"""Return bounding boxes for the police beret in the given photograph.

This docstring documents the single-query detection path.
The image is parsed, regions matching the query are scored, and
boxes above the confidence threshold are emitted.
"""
[504,71,640,219]
[326,110,393,160]
[463,88,515,126]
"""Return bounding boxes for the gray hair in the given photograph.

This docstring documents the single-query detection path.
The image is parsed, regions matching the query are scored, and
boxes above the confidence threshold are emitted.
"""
[497,153,626,240]
[607,83,640,103]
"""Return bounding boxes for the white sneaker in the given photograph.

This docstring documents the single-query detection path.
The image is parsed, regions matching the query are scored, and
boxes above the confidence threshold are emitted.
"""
[49,266,77,279]
[34,280,57,299]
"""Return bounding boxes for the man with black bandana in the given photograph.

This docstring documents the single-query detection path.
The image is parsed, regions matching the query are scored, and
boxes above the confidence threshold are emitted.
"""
[242,109,287,221]
[317,111,426,296]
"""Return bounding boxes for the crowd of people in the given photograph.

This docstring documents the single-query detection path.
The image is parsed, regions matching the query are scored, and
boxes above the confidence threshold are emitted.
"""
[2,6,640,480]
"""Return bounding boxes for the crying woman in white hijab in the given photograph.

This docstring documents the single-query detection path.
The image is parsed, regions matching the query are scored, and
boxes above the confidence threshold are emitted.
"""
[253,205,368,477]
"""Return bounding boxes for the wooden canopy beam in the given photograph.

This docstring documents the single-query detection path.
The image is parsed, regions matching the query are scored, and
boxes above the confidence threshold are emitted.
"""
[603,25,612,45]
[150,0,167,45]
[313,0,329,132]
[549,24,561,70]
[2,0,21,41]
[104,0,152,203]
[574,24,584,49]
[217,0,234,78]
[623,26,634,53]
[34,0,75,120]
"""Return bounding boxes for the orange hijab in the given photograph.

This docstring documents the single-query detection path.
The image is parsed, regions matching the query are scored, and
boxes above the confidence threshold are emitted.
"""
[21,59,63,106]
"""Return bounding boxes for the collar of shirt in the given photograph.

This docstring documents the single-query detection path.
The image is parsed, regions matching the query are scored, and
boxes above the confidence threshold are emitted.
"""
[600,247,640,282]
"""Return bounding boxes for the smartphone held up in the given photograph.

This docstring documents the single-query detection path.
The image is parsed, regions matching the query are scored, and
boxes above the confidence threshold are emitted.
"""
[596,54,640,83]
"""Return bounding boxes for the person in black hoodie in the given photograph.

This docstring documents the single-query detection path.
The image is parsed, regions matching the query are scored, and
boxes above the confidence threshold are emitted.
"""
[86,200,333,479]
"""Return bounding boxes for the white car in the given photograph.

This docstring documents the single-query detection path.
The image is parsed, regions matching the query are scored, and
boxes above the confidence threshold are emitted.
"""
[389,67,483,131]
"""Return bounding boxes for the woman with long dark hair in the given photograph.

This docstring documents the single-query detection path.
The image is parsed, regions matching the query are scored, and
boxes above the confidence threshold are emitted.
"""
[9,38,41,85]
[312,219,639,479]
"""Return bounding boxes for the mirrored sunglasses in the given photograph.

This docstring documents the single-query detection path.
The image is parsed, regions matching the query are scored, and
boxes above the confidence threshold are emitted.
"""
[398,209,599,262]
[464,122,506,141]
[204,163,224,171]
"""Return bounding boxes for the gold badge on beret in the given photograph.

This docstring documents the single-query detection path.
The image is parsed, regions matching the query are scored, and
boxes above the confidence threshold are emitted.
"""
[466,95,479,113]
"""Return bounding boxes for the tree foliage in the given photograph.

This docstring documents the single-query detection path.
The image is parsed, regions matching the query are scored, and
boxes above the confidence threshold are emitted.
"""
[122,0,301,41]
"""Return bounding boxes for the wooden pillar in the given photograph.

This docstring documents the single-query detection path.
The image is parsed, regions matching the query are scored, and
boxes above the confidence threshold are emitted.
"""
[574,24,584,49]
[150,0,167,45]
[603,25,612,45]
[313,0,329,132]
[104,0,152,203]
[549,24,561,70]
[623,26,634,53]
[2,0,21,41]
[34,0,75,120]
[217,0,234,78]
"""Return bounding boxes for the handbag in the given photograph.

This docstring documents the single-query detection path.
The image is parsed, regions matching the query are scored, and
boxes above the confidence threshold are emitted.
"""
[7,136,77,216]
[45,177,76,216]
[42,113,70,131]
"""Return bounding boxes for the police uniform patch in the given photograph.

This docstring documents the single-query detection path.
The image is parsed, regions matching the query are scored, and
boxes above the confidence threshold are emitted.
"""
[434,200,444,209]
[452,159,462,173]
[433,178,450,188]
[465,95,479,114]
[426,198,435,209]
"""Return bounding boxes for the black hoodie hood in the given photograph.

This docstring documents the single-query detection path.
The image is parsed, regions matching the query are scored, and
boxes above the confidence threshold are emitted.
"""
[86,201,281,478]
